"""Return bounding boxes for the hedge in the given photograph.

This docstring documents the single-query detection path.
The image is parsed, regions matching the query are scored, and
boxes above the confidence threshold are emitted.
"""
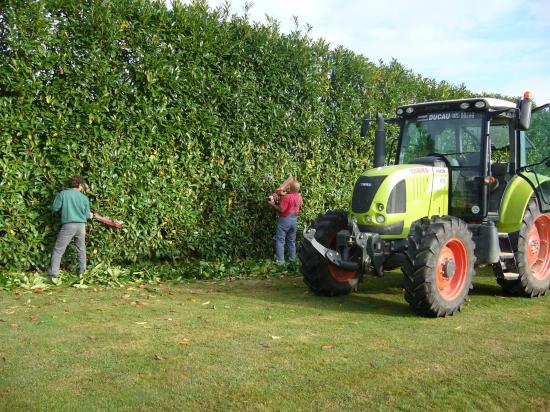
[1,0,480,271]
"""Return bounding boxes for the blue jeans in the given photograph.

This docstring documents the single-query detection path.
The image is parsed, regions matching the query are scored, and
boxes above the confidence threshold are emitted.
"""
[49,223,87,277]
[275,214,298,262]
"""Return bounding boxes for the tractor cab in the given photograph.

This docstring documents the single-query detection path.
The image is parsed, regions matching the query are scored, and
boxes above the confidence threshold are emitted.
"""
[394,95,550,222]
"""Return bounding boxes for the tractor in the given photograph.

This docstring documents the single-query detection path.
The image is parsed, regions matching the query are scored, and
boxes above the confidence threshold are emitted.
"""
[300,92,550,317]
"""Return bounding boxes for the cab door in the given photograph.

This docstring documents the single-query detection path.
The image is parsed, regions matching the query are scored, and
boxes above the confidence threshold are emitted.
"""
[519,104,550,212]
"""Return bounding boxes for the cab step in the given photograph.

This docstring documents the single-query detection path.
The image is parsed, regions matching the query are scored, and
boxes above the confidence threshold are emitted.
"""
[501,272,519,281]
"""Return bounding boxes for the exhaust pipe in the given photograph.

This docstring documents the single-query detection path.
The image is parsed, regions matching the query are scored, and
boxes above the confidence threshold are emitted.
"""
[374,112,386,168]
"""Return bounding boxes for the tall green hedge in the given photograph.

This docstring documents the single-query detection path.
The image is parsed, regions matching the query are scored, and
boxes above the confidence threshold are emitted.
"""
[1,0,476,271]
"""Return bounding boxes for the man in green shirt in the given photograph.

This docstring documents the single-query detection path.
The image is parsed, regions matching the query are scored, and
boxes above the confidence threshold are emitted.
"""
[49,176,93,279]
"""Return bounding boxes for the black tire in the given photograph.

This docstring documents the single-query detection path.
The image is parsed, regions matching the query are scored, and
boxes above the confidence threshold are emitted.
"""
[496,199,550,297]
[300,210,360,296]
[401,219,425,306]
[402,217,475,317]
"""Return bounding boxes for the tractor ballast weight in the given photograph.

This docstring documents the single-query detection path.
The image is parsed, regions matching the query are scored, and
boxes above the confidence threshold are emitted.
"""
[301,93,550,317]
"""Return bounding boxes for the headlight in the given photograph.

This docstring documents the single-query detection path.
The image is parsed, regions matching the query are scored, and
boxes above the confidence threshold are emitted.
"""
[405,107,414,114]
[396,108,404,115]
[376,214,385,223]
[366,216,372,223]
[459,102,471,109]
[376,203,384,211]
[474,101,486,109]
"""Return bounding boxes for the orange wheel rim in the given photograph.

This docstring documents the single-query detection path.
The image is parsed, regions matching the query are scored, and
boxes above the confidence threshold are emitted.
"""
[435,238,468,301]
[527,214,550,280]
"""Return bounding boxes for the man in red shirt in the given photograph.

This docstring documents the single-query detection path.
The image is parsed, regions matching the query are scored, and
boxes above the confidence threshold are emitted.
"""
[267,180,302,263]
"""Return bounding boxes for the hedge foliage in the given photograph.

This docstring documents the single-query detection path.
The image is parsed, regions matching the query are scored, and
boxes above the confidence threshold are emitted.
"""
[1,0,481,271]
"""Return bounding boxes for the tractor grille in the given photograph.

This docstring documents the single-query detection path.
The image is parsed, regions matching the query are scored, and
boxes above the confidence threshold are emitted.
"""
[351,175,387,213]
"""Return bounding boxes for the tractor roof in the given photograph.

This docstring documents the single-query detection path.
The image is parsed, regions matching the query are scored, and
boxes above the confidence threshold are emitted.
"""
[396,97,516,117]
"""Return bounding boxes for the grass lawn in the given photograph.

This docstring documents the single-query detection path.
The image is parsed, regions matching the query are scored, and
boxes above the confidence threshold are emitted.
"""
[1,268,549,411]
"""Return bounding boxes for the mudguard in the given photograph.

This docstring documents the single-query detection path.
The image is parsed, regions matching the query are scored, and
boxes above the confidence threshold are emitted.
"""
[497,176,534,233]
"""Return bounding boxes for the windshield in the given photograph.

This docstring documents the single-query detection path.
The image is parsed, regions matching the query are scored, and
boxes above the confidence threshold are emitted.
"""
[398,111,484,167]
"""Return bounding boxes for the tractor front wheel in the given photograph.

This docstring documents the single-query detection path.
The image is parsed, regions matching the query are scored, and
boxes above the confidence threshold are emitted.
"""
[497,199,550,296]
[300,211,360,296]
[403,217,475,317]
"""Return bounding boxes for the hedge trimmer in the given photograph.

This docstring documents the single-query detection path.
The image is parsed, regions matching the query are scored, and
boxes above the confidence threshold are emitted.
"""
[268,175,296,203]
[92,211,123,229]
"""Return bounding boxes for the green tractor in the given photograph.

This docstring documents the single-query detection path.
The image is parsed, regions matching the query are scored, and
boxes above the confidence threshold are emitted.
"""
[301,93,550,317]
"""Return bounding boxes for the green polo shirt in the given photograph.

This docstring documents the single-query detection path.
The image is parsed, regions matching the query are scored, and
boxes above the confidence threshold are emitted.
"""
[51,188,91,224]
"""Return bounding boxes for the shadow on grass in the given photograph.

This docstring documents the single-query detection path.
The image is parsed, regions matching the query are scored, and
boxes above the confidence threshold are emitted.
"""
[223,270,414,318]
[470,268,516,297]
[470,280,507,297]
[223,269,527,317]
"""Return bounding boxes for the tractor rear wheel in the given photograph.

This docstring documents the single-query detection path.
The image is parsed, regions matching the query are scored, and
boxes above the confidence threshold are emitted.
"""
[403,217,475,317]
[300,210,360,296]
[496,199,550,297]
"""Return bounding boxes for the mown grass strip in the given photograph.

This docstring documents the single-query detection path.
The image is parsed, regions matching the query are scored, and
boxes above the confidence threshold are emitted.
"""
[1,269,548,411]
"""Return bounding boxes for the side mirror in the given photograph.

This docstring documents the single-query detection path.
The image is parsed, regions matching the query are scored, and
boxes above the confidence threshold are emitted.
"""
[518,96,532,131]
[360,113,371,137]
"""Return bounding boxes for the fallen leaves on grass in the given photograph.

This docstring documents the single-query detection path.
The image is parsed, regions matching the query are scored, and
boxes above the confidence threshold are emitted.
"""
[322,345,335,350]
[131,301,145,307]
[177,338,191,345]
[29,315,38,321]
[134,321,147,325]
[161,317,173,321]
[202,301,210,306]
[271,335,282,340]
[10,323,18,328]
[154,354,167,361]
